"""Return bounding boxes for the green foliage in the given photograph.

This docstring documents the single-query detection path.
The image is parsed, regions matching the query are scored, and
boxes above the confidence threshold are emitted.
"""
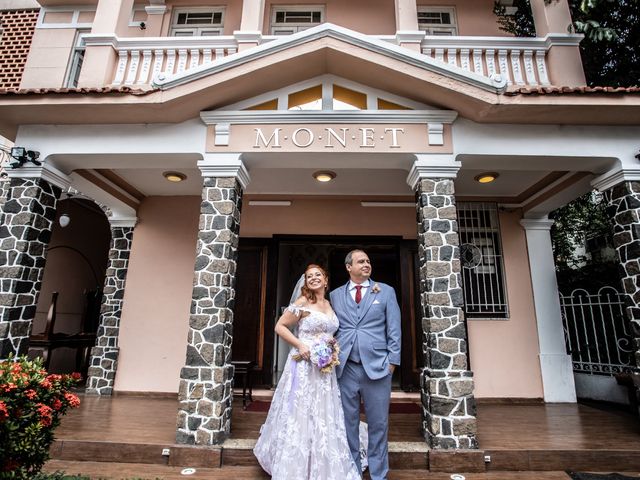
[0,356,82,479]
[494,0,640,87]
[549,192,619,292]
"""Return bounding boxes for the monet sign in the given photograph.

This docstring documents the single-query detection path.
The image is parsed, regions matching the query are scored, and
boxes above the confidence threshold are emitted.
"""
[206,123,452,153]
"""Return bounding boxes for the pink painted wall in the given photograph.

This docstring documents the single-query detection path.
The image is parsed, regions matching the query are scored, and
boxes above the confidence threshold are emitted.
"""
[262,0,396,35]
[114,197,542,398]
[20,28,77,89]
[417,0,508,36]
[114,196,200,393]
[467,210,544,398]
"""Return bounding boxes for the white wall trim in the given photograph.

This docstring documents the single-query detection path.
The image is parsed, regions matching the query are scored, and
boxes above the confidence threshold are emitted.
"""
[7,162,72,191]
[201,109,458,125]
[152,23,508,92]
[591,168,640,192]
[109,217,138,228]
[198,154,250,189]
[406,155,460,190]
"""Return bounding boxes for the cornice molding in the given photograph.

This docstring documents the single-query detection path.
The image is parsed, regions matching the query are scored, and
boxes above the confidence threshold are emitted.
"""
[109,217,138,228]
[591,168,640,192]
[520,218,555,231]
[419,33,583,51]
[200,109,458,125]
[197,155,250,190]
[406,157,460,190]
[7,163,71,190]
[152,23,507,93]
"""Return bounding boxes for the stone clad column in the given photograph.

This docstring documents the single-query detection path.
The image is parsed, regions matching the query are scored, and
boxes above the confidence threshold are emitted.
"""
[86,219,136,395]
[0,165,70,358]
[176,156,249,445]
[598,178,640,405]
[407,158,478,450]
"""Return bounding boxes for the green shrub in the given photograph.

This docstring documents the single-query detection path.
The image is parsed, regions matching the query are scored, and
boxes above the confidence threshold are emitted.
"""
[0,356,82,478]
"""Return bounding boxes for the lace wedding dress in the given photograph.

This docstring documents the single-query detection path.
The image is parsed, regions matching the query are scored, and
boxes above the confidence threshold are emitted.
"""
[253,306,362,480]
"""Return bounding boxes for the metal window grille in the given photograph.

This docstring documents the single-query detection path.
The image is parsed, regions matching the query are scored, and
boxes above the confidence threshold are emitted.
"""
[457,202,508,318]
[560,287,633,375]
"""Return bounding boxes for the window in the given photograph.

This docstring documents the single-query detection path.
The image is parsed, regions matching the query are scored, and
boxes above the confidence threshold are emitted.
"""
[65,29,90,88]
[457,202,508,318]
[170,8,224,36]
[271,6,324,35]
[417,7,457,35]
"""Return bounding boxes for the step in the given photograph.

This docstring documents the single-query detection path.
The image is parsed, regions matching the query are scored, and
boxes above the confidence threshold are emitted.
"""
[50,439,640,473]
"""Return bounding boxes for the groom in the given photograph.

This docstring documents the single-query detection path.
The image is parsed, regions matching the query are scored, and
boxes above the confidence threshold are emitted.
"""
[331,249,401,480]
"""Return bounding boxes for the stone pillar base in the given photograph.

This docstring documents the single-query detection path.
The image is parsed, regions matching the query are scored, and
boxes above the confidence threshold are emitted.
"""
[86,346,119,395]
[421,368,478,449]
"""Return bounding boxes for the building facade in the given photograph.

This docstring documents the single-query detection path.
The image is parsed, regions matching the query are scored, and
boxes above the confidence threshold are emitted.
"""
[0,0,639,449]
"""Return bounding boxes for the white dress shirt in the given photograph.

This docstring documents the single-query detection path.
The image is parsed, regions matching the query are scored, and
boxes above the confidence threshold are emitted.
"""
[348,279,370,302]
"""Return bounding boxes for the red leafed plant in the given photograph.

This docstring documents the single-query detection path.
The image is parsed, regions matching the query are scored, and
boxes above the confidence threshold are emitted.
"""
[0,355,82,478]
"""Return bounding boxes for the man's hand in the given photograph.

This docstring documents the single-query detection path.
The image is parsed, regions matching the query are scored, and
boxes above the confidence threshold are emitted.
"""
[389,364,396,374]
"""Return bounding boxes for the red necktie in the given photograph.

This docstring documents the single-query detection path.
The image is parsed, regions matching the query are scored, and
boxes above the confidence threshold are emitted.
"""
[355,285,363,304]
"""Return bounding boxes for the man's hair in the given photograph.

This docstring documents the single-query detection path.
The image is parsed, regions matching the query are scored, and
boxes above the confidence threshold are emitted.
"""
[345,249,366,266]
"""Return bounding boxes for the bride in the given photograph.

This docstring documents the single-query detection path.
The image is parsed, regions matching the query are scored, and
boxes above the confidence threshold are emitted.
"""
[253,264,361,480]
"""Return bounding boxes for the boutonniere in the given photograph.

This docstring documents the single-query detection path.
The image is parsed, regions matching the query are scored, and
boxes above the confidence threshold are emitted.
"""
[371,283,381,294]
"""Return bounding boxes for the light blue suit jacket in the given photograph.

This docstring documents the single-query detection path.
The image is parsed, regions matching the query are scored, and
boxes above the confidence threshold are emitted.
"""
[331,280,401,380]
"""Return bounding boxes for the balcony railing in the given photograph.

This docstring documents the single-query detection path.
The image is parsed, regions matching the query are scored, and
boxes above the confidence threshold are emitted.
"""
[82,33,581,89]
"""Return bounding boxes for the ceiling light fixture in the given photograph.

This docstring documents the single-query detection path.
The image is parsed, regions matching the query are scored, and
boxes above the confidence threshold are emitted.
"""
[313,170,336,182]
[163,171,187,182]
[474,172,499,184]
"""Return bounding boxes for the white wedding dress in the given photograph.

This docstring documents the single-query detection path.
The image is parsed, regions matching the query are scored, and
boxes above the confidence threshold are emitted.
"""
[253,306,362,480]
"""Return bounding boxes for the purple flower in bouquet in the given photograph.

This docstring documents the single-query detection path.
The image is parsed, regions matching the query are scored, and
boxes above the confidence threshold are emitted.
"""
[293,336,340,373]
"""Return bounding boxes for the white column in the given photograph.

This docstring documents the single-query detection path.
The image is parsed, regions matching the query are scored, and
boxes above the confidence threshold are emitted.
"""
[520,217,577,403]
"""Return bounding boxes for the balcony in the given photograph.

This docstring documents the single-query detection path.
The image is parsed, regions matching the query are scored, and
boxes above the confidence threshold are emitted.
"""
[81,30,582,90]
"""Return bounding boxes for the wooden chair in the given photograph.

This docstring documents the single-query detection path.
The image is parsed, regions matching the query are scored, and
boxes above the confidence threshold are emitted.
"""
[29,291,97,375]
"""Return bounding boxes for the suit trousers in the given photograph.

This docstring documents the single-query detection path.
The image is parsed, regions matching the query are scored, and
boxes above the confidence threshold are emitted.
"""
[338,360,392,480]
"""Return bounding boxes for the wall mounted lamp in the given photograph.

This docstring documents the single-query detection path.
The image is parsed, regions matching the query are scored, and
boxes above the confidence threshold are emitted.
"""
[10,147,41,169]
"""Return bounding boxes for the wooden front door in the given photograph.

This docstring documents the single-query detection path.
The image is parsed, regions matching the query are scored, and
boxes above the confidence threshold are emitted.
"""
[232,240,277,385]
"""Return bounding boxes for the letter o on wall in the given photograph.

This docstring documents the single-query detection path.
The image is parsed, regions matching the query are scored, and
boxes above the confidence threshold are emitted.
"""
[292,128,314,148]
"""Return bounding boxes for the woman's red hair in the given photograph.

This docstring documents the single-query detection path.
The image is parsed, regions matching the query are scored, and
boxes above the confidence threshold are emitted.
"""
[300,264,328,303]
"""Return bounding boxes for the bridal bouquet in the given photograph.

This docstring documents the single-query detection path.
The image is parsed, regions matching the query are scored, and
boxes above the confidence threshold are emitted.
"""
[293,335,340,373]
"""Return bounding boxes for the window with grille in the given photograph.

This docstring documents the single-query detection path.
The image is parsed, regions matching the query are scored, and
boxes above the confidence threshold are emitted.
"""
[170,8,224,36]
[271,6,324,35]
[65,29,90,88]
[417,7,457,35]
[457,202,508,319]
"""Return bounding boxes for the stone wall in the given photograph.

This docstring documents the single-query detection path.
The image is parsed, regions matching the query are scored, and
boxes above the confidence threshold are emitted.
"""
[604,181,640,384]
[176,177,242,445]
[0,177,61,357]
[415,178,478,449]
[86,226,134,395]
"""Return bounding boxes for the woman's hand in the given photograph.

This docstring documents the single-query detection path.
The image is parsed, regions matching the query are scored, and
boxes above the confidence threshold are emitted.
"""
[296,342,311,361]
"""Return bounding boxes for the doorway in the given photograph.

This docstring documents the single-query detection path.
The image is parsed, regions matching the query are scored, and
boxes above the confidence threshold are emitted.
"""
[232,235,422,391]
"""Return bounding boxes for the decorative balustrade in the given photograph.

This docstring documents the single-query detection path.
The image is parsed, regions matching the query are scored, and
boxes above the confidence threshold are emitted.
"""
[82,35,239,87]
[419,34,580,87]
[81,32,581,88]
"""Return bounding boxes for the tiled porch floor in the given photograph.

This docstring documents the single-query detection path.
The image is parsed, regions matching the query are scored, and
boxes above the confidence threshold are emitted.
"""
[54,394,640,451]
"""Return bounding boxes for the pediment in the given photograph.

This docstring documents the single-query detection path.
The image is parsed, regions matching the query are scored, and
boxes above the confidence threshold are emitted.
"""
[153,24,507,95]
